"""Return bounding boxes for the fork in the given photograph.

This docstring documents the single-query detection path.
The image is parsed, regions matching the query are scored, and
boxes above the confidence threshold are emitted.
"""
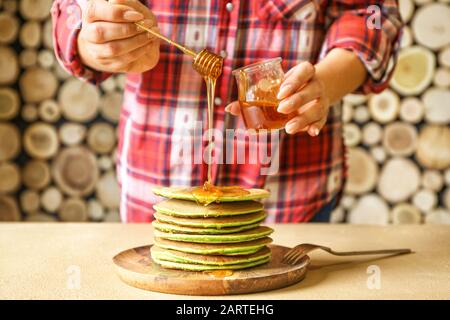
[282,243,412,265]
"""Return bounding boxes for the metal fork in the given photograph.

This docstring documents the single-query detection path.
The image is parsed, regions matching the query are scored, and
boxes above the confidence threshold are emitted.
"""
[282,243,412,265]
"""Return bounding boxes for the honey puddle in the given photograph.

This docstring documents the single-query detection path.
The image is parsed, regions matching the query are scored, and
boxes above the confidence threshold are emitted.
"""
[204,270,234,278]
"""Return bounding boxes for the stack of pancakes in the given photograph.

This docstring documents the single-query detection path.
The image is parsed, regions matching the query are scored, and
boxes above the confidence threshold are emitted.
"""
[150,186,274,271]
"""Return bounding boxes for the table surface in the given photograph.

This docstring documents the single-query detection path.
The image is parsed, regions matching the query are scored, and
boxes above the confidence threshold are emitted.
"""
[1,223,449,300]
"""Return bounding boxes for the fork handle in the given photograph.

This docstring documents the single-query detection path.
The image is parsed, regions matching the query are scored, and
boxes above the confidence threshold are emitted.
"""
[324,247,412,256]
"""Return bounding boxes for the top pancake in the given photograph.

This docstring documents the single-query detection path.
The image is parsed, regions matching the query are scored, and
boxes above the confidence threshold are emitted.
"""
[154,198,264,217]
[152,186,270,203]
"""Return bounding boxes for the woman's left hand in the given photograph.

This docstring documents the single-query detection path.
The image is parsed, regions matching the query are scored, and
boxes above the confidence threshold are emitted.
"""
[226,61,331,136]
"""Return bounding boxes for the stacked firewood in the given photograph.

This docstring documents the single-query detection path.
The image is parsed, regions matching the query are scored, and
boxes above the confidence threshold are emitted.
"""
[332,0,450,225]
[0,0,124,222]
[0,0,448,224]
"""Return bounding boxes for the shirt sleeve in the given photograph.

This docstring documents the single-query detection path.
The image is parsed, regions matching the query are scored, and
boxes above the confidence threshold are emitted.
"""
[51,0,111,85]
[320,0,403,94]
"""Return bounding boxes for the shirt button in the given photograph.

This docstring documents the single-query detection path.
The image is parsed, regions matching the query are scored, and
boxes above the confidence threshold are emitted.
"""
[214,97,222,106]
[226,2,234,12]
[220,50,227,58]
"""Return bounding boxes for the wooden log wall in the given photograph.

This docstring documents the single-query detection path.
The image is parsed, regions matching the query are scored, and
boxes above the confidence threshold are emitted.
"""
[0,0,122,222]
[0,1,449,224]
[333,0,450,225]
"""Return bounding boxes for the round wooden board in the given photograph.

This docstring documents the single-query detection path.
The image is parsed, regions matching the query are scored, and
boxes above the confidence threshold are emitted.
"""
[113,244,309,296]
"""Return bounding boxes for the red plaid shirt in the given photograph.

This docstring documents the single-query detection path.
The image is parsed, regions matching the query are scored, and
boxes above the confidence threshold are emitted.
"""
[52,0,402,223]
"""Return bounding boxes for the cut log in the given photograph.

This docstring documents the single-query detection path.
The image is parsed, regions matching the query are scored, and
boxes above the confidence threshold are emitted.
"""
[378,157,420,203]
[0,162,20,194]
[21,104,38,122]
[40,186,63,213]
[0,123,20,161]
[413,188,437,212]
[443,188,450,211]
[24,122,59,159]
[104,209,121,222]
[399,97,425,124]
[341,195,356,210]
[100,77,117,93]
[37,50,55,69]
[53,63,71,80]
[382,122,417,156]
[348,194,389,225]
[99,91,123,123]
[0,195,20,221]
[425,208,450,225]
[390,46,435,96]
[38,100,61,123]
[0,87,19,120]
[445,169,450,186]
[412,3,450,50]
[0,12,19,44]
[3,0,18,13]
[19,0,53,20]
[97,155,113,171]
[96,171,120,210]
[433,67,450,88]
[400,26,413,48]
[416,125,450,170]
[25,213,57,222]
[87,199,105,221]
[438,46,450,68]
[20,189,40,214]
[58,78,100,122]
[399,0,414,24]
[362,122,382,146]
[52,146,99,197]
[368,89,399,123]
[0,46,19,85]
[59,198,88,222]
[42,19,53,49]
[422,170,444,192]
[59,123,87,146]
[19,49,37,68]
[330,207,345,223]
[19,67,58,103]
[115,74,127,91]
[353,105,370,124]
[370,146,387,163]
[343,94,367,106]
[87,122,116,154]
[343,123,361,147]
[345,148,378,195]
[19,21,41,48]
[422,87,450,124]
[22,160,50,190]
[391,203,422,224]
[342,102,353,123]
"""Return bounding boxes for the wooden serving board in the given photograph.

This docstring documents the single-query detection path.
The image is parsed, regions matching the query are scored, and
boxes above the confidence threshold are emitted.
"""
[113,244,309,296]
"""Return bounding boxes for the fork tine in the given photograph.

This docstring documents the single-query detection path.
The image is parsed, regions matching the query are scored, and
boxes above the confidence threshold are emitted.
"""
[288,250,305,264]
[283,245,301,261]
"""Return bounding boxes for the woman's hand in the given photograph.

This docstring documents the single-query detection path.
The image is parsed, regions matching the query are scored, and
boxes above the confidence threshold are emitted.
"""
[275,61,330,136]
[77,0,160,73]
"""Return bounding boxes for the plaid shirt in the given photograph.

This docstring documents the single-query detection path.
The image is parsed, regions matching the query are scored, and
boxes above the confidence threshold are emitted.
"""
[52,0,402,223]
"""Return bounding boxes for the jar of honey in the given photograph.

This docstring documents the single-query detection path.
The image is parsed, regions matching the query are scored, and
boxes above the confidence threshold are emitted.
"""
[232,58,296,131]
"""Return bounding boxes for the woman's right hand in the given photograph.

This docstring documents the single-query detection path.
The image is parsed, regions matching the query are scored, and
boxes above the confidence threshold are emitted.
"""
[77,0,160,73]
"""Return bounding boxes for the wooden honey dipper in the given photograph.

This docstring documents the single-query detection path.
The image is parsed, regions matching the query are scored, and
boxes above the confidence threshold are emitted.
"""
[135,21,223,79]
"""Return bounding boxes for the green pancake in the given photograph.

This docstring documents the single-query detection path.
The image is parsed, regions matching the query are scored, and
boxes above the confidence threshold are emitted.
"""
[154,226,274,244]
[153,199,264,217]
[153,211,267,228]
[154,237,273,255]
[151,245,271,266]
[152,186,270,203]
[152,220,262,235]
[152,255,270,271]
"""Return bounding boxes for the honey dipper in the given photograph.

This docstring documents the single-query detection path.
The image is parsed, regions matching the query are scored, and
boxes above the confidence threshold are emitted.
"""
[135,21,223,79]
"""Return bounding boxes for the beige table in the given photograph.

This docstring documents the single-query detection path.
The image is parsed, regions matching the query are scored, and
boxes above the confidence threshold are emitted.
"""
[0,223,449,299]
